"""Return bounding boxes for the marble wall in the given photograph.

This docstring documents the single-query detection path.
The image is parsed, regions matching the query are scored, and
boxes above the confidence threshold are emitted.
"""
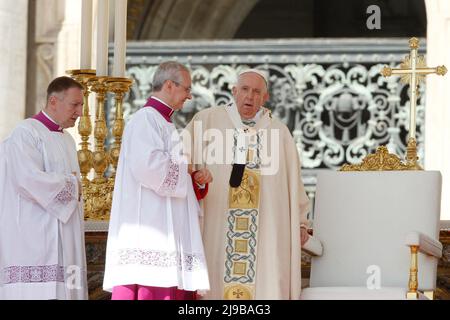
[425,0,450,220]
[0,0,28,140]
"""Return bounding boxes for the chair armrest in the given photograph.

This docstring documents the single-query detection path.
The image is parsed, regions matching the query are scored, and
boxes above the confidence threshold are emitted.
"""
[303,235,323,256]
[405,231,442,258]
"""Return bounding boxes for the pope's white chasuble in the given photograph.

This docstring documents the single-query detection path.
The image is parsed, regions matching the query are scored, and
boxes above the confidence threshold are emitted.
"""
[185,103,310,300]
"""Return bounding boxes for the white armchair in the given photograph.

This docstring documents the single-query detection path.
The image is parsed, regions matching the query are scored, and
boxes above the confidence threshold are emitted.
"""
[301,170,443,300]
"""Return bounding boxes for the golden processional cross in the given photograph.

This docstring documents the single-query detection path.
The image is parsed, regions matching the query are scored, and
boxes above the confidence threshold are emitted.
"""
[381,37,447,169]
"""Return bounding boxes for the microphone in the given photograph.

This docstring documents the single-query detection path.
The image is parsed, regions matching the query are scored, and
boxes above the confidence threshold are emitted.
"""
[229,163,246,187]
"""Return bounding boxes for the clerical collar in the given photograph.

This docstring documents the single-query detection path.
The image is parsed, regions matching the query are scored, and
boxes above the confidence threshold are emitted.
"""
[32,111,63,133]
[143,96,174,123]
[241,108,263,127]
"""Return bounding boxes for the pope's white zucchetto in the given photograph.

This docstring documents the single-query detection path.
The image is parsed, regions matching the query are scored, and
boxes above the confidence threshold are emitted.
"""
[238,69,269,86]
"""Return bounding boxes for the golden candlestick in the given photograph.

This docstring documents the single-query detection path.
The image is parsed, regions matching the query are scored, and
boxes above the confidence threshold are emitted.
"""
[106,77,134,175]
[81,76,112,220]
[89,76,110,183]
[66,69,96,185]
[67,71,133,220]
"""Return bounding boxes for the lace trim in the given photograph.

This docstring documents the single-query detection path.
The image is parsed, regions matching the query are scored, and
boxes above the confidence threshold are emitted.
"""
[55,177,75,205]
[2,265,65,284]
[159,158,179,193]
[117,248,202,271]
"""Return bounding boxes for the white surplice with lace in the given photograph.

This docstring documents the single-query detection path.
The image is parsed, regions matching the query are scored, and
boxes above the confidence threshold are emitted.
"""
[103,107,209,292]
[0,119,87,300]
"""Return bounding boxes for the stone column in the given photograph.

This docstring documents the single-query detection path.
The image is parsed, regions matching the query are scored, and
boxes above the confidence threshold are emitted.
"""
[425,0,450,220]
[54,0,81,76]
[29,0,82,140]
[26,0,65,120]
[0,0,28,140]
[54,0,82,140]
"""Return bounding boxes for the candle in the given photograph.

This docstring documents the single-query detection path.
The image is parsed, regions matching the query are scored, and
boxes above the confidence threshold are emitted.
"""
[80,0,93,69]
[96,0,109,76]
[113,0,128,77]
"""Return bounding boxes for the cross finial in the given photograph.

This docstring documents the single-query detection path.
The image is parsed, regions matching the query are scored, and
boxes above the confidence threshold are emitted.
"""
[409,37,419,49]
[381,37,447,169]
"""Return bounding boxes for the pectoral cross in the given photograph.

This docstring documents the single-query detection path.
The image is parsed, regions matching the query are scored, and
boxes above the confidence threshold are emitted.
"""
[381,37,446,168]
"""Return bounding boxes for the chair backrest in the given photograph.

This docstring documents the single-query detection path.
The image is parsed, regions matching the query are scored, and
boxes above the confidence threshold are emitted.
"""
[310,171,442,291]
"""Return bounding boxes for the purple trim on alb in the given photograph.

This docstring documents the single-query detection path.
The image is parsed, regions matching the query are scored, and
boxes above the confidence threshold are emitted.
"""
[32,112,63,132]
[143,97,174,123]
[159,158,179,193]
[55,178,76,205]
[2,264,65,284]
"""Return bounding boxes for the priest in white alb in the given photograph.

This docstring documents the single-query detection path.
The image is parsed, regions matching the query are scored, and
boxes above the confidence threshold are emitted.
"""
[0,76,88,300]
[103,61,211,300]
[184,69,310,300]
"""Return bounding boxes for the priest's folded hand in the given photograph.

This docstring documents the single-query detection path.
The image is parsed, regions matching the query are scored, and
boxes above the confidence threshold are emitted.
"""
[193,168,213,185]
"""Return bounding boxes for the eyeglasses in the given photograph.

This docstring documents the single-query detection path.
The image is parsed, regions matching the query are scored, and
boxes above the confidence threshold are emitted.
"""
[172,80,192,94]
